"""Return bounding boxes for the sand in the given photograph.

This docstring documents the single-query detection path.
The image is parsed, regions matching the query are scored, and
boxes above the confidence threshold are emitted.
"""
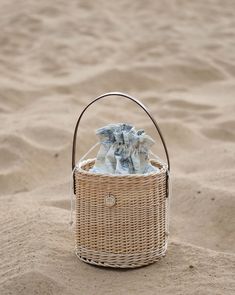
[0,0,235,294]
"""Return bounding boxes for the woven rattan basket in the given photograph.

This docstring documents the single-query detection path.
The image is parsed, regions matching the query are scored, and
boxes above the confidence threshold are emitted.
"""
[72,92,171,268]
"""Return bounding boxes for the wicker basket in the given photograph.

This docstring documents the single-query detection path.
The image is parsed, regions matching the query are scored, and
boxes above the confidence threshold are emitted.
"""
[72,92,170,268]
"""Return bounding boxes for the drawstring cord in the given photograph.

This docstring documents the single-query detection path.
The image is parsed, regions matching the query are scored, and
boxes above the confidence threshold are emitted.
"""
[149,150,163,164]
[69,142,100,228]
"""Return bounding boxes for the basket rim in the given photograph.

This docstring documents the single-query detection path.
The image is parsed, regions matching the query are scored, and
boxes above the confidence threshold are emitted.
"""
[75,158,168,178]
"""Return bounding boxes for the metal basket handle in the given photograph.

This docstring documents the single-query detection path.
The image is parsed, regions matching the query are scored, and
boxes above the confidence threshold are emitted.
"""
[72,92,170,172]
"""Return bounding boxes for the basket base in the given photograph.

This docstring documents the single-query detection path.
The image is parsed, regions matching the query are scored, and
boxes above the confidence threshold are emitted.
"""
[75,247,167,269]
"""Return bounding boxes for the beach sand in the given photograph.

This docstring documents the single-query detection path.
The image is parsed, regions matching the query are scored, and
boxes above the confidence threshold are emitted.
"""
[0,0,234,294]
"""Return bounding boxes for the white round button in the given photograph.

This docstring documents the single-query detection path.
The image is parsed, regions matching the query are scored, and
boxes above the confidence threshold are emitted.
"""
[105,194,116,207]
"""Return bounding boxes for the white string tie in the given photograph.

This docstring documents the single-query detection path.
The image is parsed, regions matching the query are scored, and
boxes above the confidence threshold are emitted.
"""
[69,142,100,228]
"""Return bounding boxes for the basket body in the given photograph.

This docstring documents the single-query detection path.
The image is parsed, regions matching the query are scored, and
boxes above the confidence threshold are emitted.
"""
[74,158,169,268]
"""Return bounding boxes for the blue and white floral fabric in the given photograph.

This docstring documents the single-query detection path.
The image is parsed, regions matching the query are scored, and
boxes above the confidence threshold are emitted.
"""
[90,123,160,175]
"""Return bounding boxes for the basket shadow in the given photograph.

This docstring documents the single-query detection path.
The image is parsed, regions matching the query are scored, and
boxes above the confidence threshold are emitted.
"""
[78,257,157,272]
[86,263,152,272]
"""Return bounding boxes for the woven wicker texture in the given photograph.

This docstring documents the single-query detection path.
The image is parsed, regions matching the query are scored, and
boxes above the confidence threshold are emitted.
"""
[74,158,169,268]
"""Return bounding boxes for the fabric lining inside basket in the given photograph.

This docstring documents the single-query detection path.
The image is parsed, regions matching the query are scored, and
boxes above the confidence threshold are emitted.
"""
[77,158,167,176]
